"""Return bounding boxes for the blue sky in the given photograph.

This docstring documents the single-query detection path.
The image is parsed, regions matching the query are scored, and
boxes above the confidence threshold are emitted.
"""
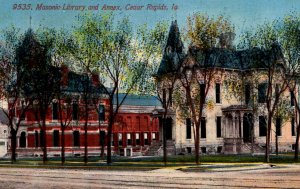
[1,0,300,39]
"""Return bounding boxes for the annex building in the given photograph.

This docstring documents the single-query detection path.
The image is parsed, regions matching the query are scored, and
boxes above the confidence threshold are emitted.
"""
[156,21,298,155]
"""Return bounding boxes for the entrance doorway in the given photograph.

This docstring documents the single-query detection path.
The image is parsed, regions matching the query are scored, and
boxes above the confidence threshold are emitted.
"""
[165,118,172,140]
[243,114,253,143]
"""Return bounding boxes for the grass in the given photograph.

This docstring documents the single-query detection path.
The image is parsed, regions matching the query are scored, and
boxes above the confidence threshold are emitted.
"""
[0,154,298,171]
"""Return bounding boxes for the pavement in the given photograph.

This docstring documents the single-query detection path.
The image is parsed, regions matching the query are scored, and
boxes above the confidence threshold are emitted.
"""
[0,163,299,188]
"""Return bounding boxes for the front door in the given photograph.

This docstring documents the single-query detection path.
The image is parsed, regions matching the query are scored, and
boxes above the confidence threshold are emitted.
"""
[243,114,253,143]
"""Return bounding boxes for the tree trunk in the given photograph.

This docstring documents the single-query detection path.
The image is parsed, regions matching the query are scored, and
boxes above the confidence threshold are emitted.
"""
[294,119,300,162]
[195,124,200,165]
[10,129,17,163]
[106,121,113,164]
[61,126,65,165]
[106,98,114,165]
[42,118,48,164]
[84,103,88,165]
[99,121,104,159]
[275,133,278,155]
[265,115,272,163]
[162,118,167,166]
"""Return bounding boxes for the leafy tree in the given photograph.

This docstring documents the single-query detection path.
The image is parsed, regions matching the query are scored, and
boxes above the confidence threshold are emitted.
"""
[36,27,75,164]
[178,13,234,164]
[0,25,31,163]
[272,98,293,155]
[19,29,59,164]
[239,17,296,163]
[72,13,167,164]
[276,14,300,161]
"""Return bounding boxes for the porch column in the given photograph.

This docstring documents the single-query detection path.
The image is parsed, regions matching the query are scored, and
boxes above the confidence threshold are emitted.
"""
[222,116,226,138]
[240,113,244,139]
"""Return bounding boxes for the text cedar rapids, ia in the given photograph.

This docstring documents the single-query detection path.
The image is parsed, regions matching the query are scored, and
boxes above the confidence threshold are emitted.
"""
[35,4,173,11]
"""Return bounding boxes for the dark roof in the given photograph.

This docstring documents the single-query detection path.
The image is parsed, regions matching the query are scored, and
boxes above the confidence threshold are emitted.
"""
[157,20,185,76]
[157,21,284,75]
[189,43,284,70]
[113,94,161,106]
[63,71,105,94]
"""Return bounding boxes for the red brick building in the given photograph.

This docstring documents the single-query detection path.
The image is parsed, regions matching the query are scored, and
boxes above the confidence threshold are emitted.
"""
[11,67,161,157]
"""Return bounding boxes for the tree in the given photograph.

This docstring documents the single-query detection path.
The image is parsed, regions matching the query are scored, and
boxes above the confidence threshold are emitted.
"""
[72,13,167,164]
[179,13,234,164]
[19,29,58,164]
[239,18,296,163]
[36,27,75,164]
[275,14,300,161]
[0,26,31,163]
[272,98,293,155]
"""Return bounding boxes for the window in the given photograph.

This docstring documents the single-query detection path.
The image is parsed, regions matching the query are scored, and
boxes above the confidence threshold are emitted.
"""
[72,103,78,120]
[162,89,166,105]
[201,118,206,138]
[259,116,267,136]
[118,133,122,146]
[53,130,60,147]
[35,131,39,147]
[99,105,105,121]
[52,102,58,120]
[217,146,222,153]
[40,130,45,147]
[127,133,132,145]
[19,131,26,148]
[276,117,282,136]
[136,133,140,145]
[186,147,192,154]
[152,132,156,140]
[111,134,114,146]
[100,131,105,146]
[201,147,206,153]
[186,118,192,139]
[200,84,206,104]
[290,90,295,106]
[144,133,149,145]
[73,131,80,147]
[291,117,296,136]
[275,84,280,96]
[258,83,267,103]
[216,116,222,138]
[245,84,251,105]
[168,88,173,107]
[215,83,221,103]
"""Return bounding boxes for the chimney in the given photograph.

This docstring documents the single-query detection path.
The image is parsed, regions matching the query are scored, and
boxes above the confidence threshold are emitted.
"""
[91,72,100,87]
[60,64,69,87]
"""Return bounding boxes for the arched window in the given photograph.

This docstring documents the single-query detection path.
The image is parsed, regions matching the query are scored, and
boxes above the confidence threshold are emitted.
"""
[19,131,26,148]
[73,131,80,147]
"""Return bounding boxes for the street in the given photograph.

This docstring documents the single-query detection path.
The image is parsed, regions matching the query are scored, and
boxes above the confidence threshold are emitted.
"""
[0,164,299,188]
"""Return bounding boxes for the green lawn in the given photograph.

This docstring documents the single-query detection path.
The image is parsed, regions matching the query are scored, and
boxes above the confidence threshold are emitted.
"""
[0,154,298,170]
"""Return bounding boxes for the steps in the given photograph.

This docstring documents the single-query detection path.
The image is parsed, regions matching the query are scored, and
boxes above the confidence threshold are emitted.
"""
[144,141,162,156]
[241,143,265,154]
[144,140,176,156]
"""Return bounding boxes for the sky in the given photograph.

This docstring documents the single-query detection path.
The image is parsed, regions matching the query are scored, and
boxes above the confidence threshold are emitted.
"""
[1,0,300,40]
